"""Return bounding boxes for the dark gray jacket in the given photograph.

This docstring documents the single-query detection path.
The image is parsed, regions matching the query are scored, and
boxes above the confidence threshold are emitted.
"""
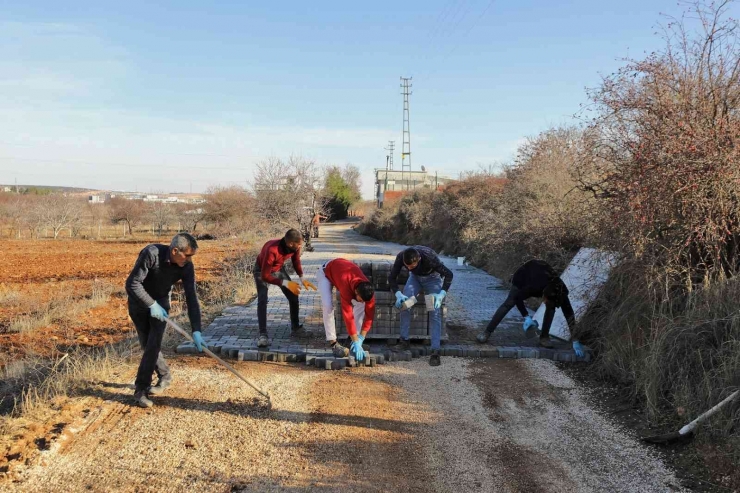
[389,245,453,292]
[125,244,202,332]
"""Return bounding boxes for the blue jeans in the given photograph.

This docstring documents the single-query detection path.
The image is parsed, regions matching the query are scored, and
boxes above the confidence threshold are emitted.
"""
[400,272,443,349]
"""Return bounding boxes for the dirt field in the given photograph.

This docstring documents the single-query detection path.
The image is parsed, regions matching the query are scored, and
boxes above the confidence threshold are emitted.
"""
[0,238,248,364]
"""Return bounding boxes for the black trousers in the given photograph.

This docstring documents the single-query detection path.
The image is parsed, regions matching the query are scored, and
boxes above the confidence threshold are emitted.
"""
[129,300,171,393]
[485,287,576,338]
[253,265,299,334]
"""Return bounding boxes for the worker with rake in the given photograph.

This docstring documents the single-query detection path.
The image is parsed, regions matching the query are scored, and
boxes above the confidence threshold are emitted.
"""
[254,229,317,348]
[125,233,205,408]
[316,258,375,361]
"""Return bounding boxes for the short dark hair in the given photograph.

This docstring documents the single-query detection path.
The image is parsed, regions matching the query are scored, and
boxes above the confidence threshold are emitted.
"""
[355,281,374,302]
[171,233,198,252]
[543,278,567,307]
[284,228,302,243]
[402,248,420,265]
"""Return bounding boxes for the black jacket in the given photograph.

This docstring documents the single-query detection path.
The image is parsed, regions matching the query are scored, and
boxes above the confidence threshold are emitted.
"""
[125,244,202,332]
[389,246,453,292]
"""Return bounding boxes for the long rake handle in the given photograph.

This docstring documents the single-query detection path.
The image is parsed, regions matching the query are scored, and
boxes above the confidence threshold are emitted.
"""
[165,319,271,402]
[680,390,739,435]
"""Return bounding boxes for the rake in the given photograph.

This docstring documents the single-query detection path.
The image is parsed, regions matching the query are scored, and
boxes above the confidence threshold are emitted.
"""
[165,319,272,409]
[642,390,738,444]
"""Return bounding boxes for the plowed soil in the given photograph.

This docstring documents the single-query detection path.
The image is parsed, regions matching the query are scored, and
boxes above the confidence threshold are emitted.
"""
[0,238,246,364]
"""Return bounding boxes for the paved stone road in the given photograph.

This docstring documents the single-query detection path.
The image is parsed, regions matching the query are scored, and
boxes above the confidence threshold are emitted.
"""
[178,221,579,363]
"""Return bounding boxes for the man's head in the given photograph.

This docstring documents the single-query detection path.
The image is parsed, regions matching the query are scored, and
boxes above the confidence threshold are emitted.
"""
[170,233,198,267]
[284,228,303,252]
[402,248,421,270]
[543,278,566,308]
[354,281,375,303]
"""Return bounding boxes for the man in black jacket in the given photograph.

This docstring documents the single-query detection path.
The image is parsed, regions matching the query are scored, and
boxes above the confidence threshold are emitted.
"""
[476,259,575,349]
[389,246,453,366]
[125,233,205,408]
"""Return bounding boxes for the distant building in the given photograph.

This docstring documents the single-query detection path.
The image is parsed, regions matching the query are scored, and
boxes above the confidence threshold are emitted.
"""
[2,186,12,193]
[88,193,112,204]
[374,169,454,208]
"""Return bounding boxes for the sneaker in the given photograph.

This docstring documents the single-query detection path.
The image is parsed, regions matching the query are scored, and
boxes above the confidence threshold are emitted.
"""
[539,337,554,349]
[257,334,270,348]
[429,350,441,367]
[476,331,491,343]
[148,377,172,395]
[133,390,153,408]
[331,343,349,358]
[398,339,410,350]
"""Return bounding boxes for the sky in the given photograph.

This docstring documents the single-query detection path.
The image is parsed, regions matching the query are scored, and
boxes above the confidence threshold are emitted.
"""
[1,0,732,199]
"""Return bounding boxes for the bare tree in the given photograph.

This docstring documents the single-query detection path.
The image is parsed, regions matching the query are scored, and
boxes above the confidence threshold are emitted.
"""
[87,202,109,239]
[202,185,256,237]
[253,155,328,232]
[40,194,84,239]
[341,163,362,200]
[27,200,45,238]
[1,196,29,238]
[149,201,173,236]
[109,197,146,237]
[174,203,206,233]
[576,0,740,286]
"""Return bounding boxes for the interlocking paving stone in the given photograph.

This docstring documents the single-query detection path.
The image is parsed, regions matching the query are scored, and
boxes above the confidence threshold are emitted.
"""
[499,348,518,358]
[176,224,593,367]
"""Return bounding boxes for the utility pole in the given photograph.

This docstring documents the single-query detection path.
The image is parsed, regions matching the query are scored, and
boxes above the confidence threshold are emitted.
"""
[400,77,412,190]
[385,140,395,170]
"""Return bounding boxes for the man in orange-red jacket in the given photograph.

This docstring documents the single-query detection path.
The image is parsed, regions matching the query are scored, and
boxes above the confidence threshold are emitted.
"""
[253,229,316,347]
[316,258,375,361]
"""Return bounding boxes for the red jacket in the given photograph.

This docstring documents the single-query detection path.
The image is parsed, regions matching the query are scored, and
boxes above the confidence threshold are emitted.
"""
[256,239,303,286]
[324,258,375,336]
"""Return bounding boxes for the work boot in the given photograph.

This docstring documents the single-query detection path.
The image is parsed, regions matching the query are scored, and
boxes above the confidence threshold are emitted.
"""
[133,390,153,408]
[257,334,270,348]
[539,336,554,349]
[148,377,172,395]
[476,331,491,343]
[429,350,441,367]
[331,343,349,358]
[398,339,411,351]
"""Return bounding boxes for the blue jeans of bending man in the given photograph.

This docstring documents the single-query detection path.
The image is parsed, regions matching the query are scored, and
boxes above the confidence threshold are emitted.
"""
[399,272,443,350]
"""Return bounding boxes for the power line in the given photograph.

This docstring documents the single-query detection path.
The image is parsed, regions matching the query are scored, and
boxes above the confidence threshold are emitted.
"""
[426,0,465,44]
[419,0,469,69]
[419,0,496,82]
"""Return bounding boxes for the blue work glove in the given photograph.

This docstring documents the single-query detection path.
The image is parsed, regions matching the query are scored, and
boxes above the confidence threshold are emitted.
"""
[433,290,447,309]
[192,331,207,352]
[148,301,168,321]
[357,334,365,345]
[522,315,539,332]
[350,340,366,361]
[573,341,585,358]
[394,291,409,309]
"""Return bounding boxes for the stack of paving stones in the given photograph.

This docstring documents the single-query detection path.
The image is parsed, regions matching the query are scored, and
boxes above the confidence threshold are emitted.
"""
[333,260,448,342]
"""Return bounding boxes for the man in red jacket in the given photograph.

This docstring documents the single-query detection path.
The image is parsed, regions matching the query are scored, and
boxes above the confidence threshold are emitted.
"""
[253,229,317,347]
[317,258,375,360]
